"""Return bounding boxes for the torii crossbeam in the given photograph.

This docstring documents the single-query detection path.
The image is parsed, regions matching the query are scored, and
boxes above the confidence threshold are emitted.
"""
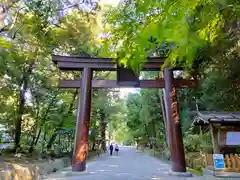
[52,55,197,174]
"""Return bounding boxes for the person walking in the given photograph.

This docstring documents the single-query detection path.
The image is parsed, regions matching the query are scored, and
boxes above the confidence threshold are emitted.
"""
[109,143,114,156]
[115,144,119,155]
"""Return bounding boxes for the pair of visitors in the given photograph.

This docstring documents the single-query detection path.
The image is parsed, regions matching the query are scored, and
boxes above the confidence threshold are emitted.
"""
[109,143,119,156]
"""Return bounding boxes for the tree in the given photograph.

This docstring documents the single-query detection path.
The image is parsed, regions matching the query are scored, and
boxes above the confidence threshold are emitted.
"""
[115,87,166,148]
[0,0,109,152]
[102,0,240,71]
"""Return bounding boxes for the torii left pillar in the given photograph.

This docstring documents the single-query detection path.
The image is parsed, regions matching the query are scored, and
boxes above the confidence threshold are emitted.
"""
[72,67,93,171]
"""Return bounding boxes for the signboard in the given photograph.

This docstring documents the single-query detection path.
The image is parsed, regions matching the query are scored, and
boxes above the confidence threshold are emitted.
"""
[226,132,240,145]
[213,154,225,170]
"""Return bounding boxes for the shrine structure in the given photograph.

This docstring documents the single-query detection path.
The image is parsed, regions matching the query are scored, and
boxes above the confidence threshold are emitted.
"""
[52,55,197,174]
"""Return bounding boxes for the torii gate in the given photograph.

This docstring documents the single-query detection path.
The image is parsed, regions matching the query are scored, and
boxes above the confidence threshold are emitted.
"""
[52,55,197,174]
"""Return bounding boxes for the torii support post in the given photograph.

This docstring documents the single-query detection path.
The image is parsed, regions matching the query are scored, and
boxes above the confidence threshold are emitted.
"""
[164,67,187,173]
[72,68,93,171]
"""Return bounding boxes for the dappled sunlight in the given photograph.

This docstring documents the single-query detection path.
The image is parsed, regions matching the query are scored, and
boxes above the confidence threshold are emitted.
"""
[115,172,130,176]
[96,169,106,172]
[171,87,180,124]
[157,168,167,171]
[157,164,169,167]
[89,171,97,174]
[108,164,119,167]
[108,156,120,159]
[75,142,88,162]
[151,177,164,180]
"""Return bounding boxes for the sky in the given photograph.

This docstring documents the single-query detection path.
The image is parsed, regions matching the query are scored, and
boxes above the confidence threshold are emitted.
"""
[119,76,143,98]
[119,88,139,98]
[101,0,121,5]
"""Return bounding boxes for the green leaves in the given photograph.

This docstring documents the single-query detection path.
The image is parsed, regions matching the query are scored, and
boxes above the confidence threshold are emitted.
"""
[0,38,12,49]
[116,86,165,145]
[102,0,235,70]
[0,0,110,151]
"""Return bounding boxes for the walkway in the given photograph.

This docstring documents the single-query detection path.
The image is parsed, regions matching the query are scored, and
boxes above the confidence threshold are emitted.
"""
[44,146,203,180]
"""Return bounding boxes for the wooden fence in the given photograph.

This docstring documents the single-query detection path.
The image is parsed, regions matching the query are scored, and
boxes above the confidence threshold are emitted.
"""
[205,153,240,172]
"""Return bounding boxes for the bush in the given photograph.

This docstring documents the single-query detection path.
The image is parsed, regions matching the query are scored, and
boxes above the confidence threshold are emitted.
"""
[184,133,212,152]
[185,152,205,170]
[183,132,212,171]
[149,147,171,160]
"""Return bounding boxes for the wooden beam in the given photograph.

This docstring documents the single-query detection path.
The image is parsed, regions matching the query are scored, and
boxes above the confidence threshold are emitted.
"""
[56,61,168,71]
[52,55,166,63]
[59,79,197,88]
[58,62,116,71]
[52,55,174,71]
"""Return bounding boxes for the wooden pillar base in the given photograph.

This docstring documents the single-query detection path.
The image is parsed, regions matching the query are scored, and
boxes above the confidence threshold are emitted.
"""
[72,68,93,172]
[72,162,86,172]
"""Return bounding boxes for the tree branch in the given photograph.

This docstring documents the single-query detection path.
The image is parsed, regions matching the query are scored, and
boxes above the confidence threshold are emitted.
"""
[0,6,23,34]
[11,15,24,39]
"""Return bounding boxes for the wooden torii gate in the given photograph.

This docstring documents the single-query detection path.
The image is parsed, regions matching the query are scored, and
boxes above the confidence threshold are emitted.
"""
[52,55,197,174]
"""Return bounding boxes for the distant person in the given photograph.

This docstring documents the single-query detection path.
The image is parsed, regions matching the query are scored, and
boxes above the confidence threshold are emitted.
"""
[115,144,119,155]
[109,143,114,156]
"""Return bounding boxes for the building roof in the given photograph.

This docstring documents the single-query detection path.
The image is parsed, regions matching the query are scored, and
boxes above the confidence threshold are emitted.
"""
[193,111,240,126]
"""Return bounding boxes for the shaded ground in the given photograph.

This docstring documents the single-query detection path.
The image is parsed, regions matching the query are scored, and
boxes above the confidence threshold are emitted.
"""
[44,146,203,180]
[0,143,48,171]
[0,143,98,172]
[0,154,47,171]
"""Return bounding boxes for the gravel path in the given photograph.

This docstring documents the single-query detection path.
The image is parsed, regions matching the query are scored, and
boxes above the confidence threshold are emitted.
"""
[44,146,203,180]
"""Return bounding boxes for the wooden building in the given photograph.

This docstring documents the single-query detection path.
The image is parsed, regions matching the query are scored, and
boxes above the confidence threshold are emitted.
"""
[193,111,240,174]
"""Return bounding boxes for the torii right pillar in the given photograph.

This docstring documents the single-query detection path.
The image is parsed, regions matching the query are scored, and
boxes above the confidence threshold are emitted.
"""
[164,67,191,176]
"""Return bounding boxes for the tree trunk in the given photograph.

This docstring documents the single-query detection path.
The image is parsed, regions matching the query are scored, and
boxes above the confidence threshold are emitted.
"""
[29,90,59,152]
[34,92,59,146]
[46,132,58,149]
[151,121,156,149]
[159,89,169,148]
[14,61,34,150]
[91,142,96,151]
[100,111,106,152]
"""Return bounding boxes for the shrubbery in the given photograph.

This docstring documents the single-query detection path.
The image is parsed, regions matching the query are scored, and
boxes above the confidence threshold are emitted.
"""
[184,132,212,152]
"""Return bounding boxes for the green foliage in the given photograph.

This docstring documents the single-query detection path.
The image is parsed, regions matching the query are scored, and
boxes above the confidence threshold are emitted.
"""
[0,0,119,154]
[113,86,166,147]
[102,0,240,71]
[184,133,212,152]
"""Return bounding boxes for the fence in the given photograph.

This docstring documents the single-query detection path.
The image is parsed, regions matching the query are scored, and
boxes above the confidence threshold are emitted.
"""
[205,153,240,172]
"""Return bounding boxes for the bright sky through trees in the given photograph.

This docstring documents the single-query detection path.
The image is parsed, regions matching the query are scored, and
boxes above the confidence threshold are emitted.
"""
[101,0,121,5]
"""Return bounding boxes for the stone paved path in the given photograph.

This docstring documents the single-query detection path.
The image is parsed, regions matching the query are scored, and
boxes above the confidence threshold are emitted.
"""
[44,146,203,180]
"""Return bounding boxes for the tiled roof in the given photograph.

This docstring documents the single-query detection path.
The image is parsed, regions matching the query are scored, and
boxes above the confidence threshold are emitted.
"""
[193,111,240,126]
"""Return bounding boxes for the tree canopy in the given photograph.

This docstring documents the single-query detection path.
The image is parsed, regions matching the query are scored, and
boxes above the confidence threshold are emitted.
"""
[102,0,240,71]
[0,0,120,153]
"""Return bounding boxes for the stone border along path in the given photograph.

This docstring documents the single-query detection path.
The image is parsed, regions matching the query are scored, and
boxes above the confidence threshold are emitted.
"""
[44,146,203,180]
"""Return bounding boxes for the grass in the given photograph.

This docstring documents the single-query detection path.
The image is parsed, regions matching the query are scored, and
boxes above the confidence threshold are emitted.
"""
[187,167,203,176]
[147,148,204,176]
